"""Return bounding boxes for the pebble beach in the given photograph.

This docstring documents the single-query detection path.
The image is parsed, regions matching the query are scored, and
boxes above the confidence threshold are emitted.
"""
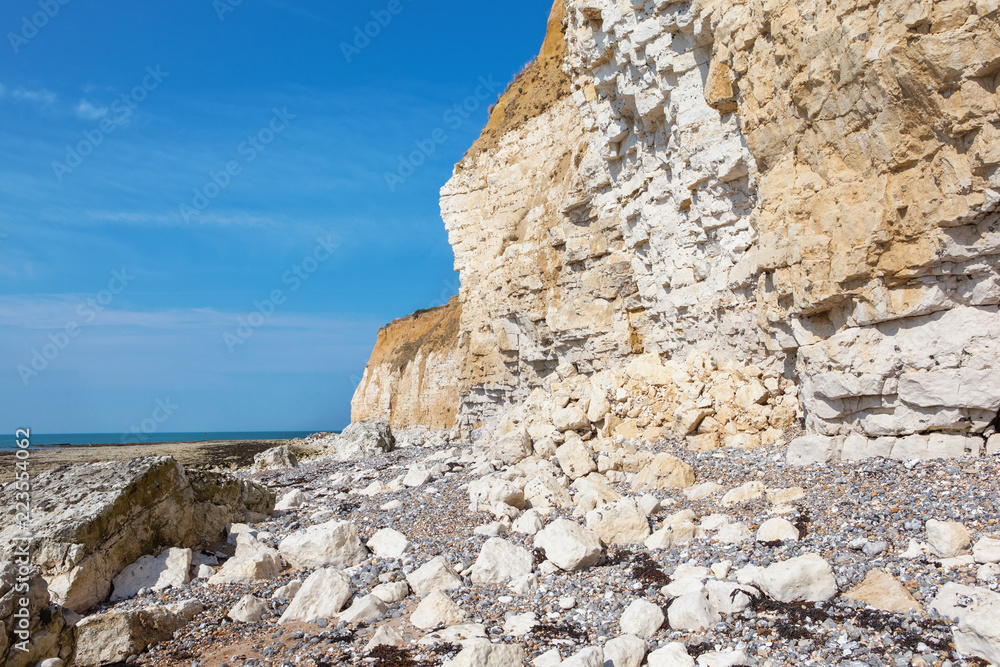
[77,430,1000,667]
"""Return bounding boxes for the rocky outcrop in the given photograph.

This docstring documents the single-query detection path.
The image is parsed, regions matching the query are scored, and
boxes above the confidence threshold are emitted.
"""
[0,457,274,613]
[351,298,464,431]
[354,0,1000,461]
[252,445,298,471]
[560,0,1000,456]
[0,561,76,667]
[310,419,397,461]
[74,599,203,667]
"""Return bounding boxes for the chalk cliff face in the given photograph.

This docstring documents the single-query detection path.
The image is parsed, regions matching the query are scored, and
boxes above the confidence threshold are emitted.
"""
[351,298,464,431]
[354,0,1000,460]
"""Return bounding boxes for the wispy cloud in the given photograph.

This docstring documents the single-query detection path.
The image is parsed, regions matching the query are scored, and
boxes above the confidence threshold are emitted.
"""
[75,100,108,120]
[8,87,57,105]
[0,295,376,335]
[84,210,281,227]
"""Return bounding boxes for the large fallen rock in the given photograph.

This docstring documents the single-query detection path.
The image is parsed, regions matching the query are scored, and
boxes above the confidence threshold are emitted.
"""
[278,520,368,570]
[488,426,534,465]
[954,597,1000,665]
[523,474,572,514]
[208,537,281,585]
[534,519,602,571]
[228,594,267,623]
[646,642,695,667]
[325,420,396,461]
[442,638,524,667]
[585,497,651,546]
[0,561,76,667]
[720,481,764,506]
[367,528,412,560]
[371,581,409,604]
[926,519,972,558]
[571,474,623,514]
[560,647,604,666]
[278,568,353,624]
[602,635,647,667]
[470,538,533,585]
[410,590,467,630]
[553,406,590,432]
[251,445,298,471]
[930,583,1000,665]
[555,439,598,480]
[406,556,463,597]
[111,548,192,601]
[974,537,1000,565]
[0,457,274,613]
[366,624,404,651]
[844,570,922,613]
[756,553,838,603]
[339,594,388,625]
[756,518,800,543]
[275,489,307,510]
[630,454,695,492]
[468,475,525,519]
[620,599,665,638]
[74,599,202,666]
[668,590,720,631]
[645,521,696,550]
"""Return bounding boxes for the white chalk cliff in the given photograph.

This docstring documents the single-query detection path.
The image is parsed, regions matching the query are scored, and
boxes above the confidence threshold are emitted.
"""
[354,0,1000,461]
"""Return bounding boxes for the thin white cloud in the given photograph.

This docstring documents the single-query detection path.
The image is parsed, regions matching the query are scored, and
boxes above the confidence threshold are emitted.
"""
[84,211,175,224]
[84,210,278,227]
[0,296,220,330]
[75,100,108,120]
[0,296,375,335]
[10,87,57,104]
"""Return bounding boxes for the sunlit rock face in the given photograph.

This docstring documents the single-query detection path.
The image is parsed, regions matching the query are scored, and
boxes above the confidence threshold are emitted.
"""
[356,0,1000,460]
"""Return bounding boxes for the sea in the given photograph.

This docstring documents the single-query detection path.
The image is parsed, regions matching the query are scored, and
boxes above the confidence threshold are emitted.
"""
[0,431,318,450]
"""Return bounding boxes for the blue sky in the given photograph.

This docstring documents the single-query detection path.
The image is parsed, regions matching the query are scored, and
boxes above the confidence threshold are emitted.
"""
[0,0,553,435]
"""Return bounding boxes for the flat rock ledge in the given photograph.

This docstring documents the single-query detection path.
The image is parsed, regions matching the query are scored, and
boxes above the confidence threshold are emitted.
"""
[0,456,274,613]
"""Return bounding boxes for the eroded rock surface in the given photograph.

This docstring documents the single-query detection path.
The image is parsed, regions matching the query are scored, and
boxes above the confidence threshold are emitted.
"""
[0,457,274,612]
[0,561,76,667]
[350,0,1000,464]
[74,599,202,666]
